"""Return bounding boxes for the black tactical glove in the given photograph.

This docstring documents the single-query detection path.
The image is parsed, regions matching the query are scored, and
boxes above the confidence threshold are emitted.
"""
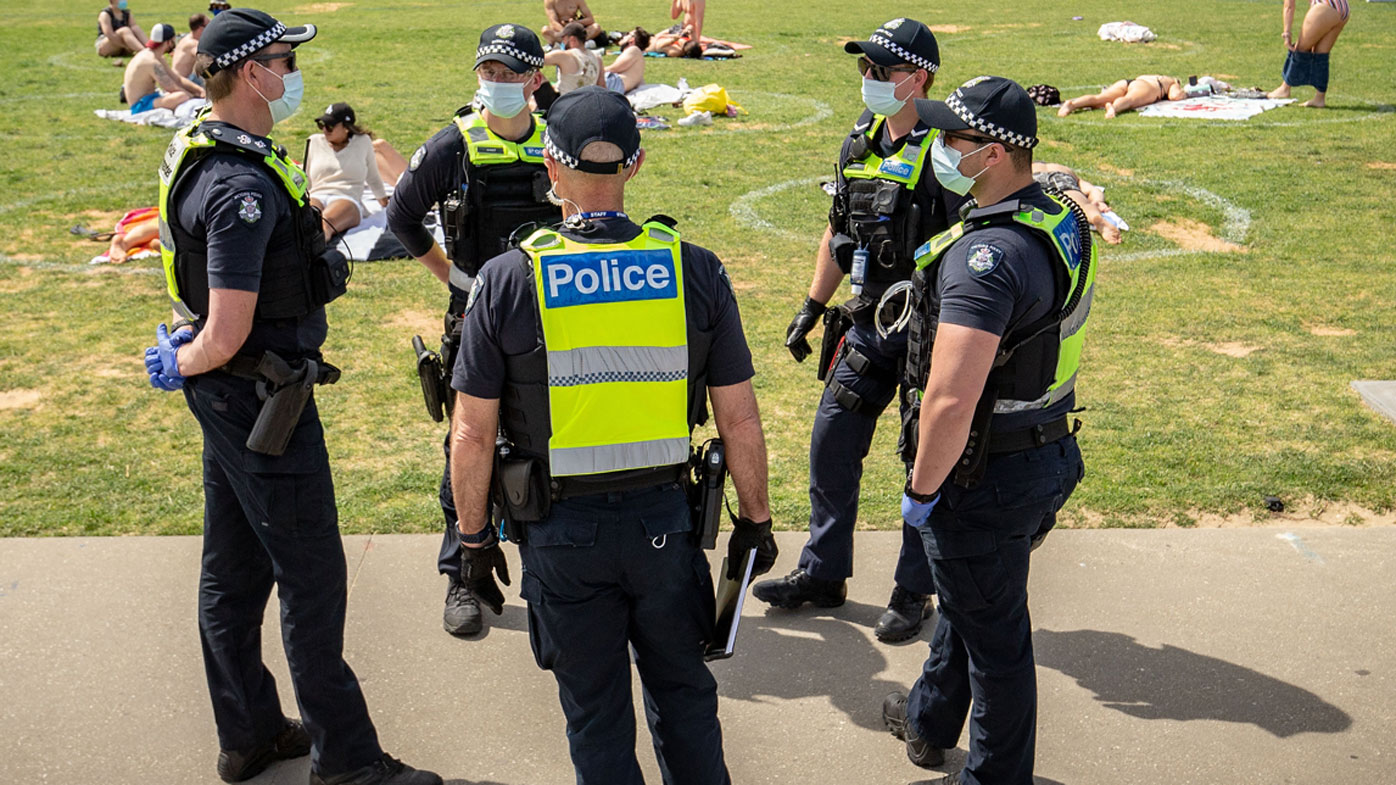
[785,297,827,363]
[727,516,778,580]
[459,533,511,615]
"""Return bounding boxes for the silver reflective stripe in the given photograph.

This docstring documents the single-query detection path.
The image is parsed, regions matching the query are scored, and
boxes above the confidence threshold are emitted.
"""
[550,437,690,476]
[548,345,687,387]
[1060,282,1093,339]
[994,372,1077,414]
[449,265,475,294]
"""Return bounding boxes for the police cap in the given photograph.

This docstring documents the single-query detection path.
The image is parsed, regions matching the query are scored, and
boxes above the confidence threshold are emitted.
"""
[544,86,642,175]
[916,75,1039,149]
[198,8,316,76]
[475,23,546,73]
[844,18,939,73]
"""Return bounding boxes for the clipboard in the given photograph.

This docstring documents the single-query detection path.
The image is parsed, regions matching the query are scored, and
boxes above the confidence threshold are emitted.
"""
[704,547,756,662]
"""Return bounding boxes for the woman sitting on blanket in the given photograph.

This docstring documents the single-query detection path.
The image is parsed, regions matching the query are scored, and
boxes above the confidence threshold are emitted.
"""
[1057,75,1185,118]
[1032,163,1122,245]
[305,102,407,242]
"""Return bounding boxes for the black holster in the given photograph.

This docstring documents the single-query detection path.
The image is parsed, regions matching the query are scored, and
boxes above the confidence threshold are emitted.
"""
[952,388,997,489]
[493,448,551,527]
[817,304,854,382]
[412,335,448,423]
[688,440,727,550]
[246,352,340,456]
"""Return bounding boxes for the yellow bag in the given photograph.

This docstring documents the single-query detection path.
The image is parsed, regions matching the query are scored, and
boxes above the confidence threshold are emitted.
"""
[682,84,746,116]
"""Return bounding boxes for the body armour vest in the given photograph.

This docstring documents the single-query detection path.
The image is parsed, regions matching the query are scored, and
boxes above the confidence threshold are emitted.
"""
[501,221,699,479]
[159,116,334,323]
[905,189,1097,419]
[441,112,560,281]
[837,111,942,286]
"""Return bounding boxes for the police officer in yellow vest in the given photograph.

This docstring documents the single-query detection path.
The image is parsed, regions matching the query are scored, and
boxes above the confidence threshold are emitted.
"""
[142,9,440,785]
[755,18,965,643]
[879,77,1094,785]
[447,86,778,785]
[386,23,561,637]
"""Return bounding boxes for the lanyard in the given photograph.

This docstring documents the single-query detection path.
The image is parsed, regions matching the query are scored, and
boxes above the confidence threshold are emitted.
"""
[578,211,629,222]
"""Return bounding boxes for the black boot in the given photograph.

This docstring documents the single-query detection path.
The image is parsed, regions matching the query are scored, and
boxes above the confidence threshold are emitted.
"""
[874,586,933,643]
[309,754,443,785]
[881,692,946,769]
[216,718,310,783]
[443,576,483,636]
[751,568,846,609]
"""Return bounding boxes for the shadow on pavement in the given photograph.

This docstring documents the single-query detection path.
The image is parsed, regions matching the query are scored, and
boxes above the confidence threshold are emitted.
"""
[712,600,912,731]
[1033,629,1352,737]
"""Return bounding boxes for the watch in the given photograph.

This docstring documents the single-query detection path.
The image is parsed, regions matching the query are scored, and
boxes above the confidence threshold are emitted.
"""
[903,480,938,504]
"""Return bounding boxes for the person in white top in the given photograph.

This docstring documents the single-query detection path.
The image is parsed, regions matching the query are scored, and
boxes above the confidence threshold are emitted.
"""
[305,102,392,242]
[543,21,605,94]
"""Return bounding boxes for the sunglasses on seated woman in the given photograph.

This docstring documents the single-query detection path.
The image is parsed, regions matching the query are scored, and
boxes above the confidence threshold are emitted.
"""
[315,119,337,130]
[857,57,917,82]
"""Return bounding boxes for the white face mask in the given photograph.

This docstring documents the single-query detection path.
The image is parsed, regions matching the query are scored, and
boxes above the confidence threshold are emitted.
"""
[475,77,528,118]
[930,136,992,195]
[250,61,303,125]
[861,76,911,116]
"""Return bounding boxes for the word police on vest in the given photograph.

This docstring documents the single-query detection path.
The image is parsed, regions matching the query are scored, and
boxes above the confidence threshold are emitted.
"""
[544,249,677,308]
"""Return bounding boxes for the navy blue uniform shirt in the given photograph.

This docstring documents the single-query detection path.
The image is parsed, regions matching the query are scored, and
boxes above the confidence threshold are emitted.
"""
[452,218,754,398]
[935,182,1072,431]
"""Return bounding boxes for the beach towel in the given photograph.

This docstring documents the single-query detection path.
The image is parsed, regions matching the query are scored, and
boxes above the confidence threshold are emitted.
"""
[334,183,444,262]
[94,97,208,128]
[1136,96,1294,120]
[628,82,688,112]
[1097,21,1157,43]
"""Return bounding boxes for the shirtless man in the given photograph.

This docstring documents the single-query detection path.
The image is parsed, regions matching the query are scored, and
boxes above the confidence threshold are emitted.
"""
[543,22,604,93]
[172,13,208,82]
[1057,75,1184,118]
[605,27,650,93]
[541,0,601,45]
[670,0,705,43]
[95,0,147,59]
[122,23,203,113]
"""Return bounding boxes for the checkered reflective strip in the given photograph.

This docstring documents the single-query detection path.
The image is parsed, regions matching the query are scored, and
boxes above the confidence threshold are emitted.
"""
[548,345,687,387]
[947,92,1038,149]
[544,130,641,169]
[869,33,938,73]
[550,368,687,387]
[476,42,544,68]
[214,22,285,71]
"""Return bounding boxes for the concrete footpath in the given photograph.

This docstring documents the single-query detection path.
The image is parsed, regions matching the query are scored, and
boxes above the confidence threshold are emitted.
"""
[1,528,1392,785]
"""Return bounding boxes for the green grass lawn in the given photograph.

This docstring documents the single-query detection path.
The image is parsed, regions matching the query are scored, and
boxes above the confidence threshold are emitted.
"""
[2,0,1394,536]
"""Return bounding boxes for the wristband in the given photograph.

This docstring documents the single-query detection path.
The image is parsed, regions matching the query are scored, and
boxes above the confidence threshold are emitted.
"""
[457,524,496,545]
[903,480,938,504]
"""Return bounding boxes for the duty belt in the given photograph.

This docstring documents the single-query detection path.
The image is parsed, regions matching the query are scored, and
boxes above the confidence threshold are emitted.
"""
[220,353,340,385]
[987,417,1079,454]
[549,463,686,501]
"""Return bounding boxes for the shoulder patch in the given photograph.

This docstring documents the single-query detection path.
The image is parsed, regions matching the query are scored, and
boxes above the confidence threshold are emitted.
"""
[464,276,484,315]
[965,243,1003,276]
[717,263,735,296]
[234,191,263,224]
[409,145,427,172]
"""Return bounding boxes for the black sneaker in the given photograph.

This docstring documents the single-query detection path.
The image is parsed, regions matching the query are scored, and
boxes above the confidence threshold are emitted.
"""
[881,692,946,769]
[443,576,483,636]
[751,569,846,609]
[874,586,933,643]
[216,718,311,783]
[309,754,443,785]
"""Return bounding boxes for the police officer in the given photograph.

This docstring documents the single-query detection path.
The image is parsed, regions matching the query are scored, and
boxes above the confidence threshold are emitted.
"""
[879,77,1095,785]
[754,18,965,643]
[142,9,440,785]
[386,23,561,637]
[447,86,779,785]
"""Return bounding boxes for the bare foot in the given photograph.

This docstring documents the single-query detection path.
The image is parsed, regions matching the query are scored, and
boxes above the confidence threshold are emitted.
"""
[1101,224,1122,245]
[1267,84,1290,99]
[113,59,124,67]
[1103,101,1117,119]
[1057,101,1074,117]
[1301,96,1326,108]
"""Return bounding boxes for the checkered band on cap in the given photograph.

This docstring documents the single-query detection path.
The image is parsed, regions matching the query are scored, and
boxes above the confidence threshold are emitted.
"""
[869,33,938,73]
[946,91,1038,149]
[214,22,285,71]
[543,128,641,170]
[476,42,545,69]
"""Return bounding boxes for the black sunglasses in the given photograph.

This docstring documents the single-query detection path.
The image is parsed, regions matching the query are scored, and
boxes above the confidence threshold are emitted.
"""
[315,119,337,130]
[249,51,297,72]
[944,131,1000,147]
[857,57,916,82]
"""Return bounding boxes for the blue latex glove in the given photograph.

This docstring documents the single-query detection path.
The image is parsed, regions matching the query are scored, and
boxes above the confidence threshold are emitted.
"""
[901,491,940,528]
[144,323,192,391]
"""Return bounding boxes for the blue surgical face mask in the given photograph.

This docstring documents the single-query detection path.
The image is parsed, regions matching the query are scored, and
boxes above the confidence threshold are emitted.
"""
[475,77,528,119]
[250,62,304,125]
[930,135,992,195]
[860,76,909,117]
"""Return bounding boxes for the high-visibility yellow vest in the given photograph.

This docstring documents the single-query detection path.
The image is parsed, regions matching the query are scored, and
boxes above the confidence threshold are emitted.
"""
[841,114,936,186]
[453,112,546,166]
[521,221,690,477]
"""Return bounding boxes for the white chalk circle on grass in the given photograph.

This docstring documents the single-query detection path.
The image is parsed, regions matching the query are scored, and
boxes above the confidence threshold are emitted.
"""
[727,175,826,239]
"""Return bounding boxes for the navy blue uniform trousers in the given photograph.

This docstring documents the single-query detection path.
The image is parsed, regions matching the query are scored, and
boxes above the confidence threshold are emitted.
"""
[518,484,729,785]
[800,322,935,594]
[906,436,1083,785]
[185,372,382,776]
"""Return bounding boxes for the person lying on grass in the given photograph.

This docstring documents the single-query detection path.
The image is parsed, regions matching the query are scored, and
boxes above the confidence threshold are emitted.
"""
[1056,75,1185,118]
[1032,162,1122,245]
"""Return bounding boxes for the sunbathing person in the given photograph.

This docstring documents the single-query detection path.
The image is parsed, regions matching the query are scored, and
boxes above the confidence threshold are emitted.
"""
[544,21,604,93]
[95,0,147,59]
[541,0,602,46]
[648,27,703,58]
[121,23,202,113]
[605,27,651,93]
[171,13,206,83]
[1057,75,1185,118]
[1032,162,1122,245]
[1268,0,1350,108]
[306,103,391,242]
[670,0,705,44]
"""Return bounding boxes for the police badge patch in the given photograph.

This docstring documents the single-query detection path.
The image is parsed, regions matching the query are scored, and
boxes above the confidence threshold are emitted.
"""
[464,277,483,315]
[236,192,263,224]
[966,243,1003,276]
[409,145,427,172]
